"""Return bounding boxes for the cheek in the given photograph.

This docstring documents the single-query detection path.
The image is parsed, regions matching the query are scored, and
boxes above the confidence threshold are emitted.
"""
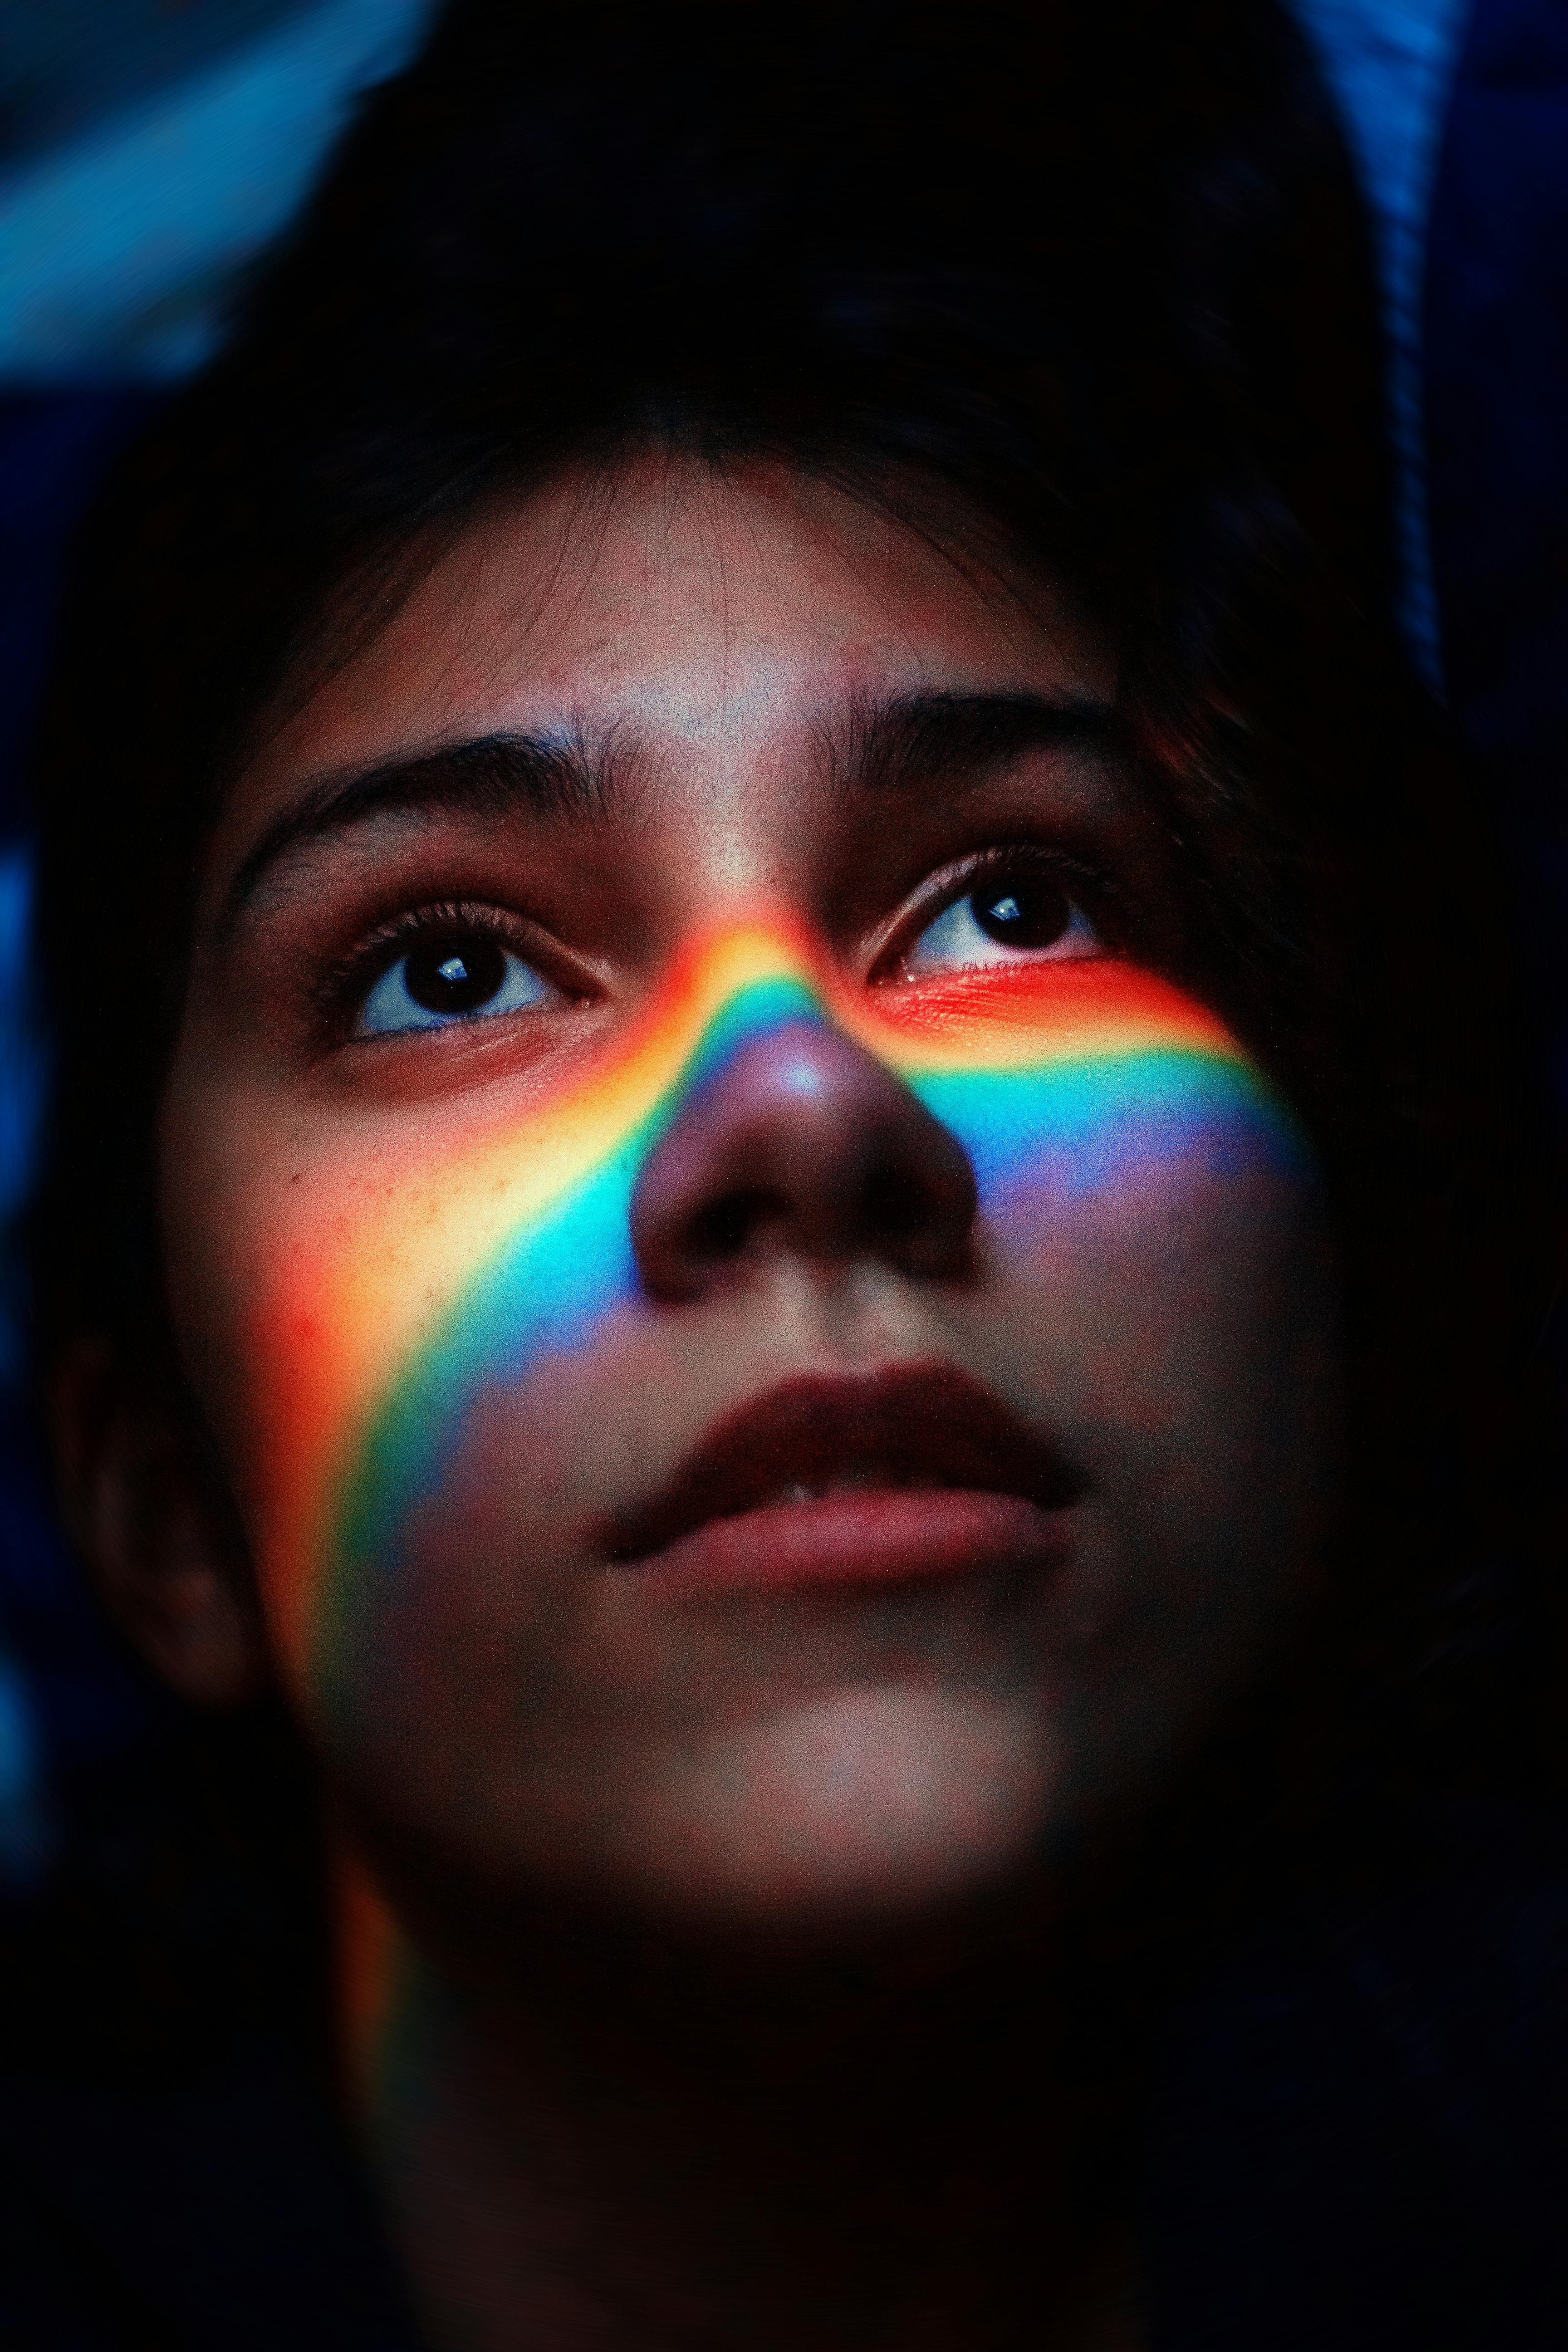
[200,1141,647,1704]
[929,1054,1341,1602]
[918,1046,1322,1352]
[870,965,1333,1441]
[155,1077,608,1711]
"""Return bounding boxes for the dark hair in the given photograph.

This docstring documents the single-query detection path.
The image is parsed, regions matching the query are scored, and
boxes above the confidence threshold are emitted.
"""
[28,0,1564,1816]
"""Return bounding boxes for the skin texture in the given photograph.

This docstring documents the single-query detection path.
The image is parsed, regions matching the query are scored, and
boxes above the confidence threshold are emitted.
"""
[141,454,1343,2347]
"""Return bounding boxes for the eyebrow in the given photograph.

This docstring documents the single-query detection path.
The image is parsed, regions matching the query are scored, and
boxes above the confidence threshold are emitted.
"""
[220,729,614,932]
[830,688,1115,797]
[220,689,1113,933]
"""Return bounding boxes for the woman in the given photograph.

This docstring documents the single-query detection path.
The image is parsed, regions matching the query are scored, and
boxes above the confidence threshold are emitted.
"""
[18,2,1563,2344]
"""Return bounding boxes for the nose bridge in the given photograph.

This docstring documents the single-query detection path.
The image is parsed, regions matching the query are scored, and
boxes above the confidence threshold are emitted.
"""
[631,917,879,1156]
[675,960,832,1105]
[629,947,977,1300]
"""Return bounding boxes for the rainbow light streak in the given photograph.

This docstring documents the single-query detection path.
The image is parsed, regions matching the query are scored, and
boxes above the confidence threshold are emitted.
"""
[254,922,1303,1667]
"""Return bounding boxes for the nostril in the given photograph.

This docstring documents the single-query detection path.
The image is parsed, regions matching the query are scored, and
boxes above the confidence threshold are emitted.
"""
[687,1189,783,1262]
[863,1168,929,1241]
[862,1158,977,1278]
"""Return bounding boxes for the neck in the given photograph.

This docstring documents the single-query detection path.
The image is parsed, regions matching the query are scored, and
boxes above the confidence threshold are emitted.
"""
[345,1872,1146,2352]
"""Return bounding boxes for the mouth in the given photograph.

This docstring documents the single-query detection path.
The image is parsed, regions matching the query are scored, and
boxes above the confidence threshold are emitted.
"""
[605,1363,1086,1597]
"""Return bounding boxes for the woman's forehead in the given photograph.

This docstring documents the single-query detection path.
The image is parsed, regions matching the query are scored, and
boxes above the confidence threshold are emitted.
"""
[227,456,1115,848]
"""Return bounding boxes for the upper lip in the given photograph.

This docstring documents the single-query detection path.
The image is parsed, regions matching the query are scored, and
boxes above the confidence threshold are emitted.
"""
[606,1363,1085,1565]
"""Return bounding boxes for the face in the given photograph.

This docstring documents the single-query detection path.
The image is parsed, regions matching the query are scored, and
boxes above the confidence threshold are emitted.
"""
[159,455,1341,1947]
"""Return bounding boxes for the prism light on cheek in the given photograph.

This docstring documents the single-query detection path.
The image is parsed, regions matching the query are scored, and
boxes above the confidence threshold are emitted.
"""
[243,921,1309,1688]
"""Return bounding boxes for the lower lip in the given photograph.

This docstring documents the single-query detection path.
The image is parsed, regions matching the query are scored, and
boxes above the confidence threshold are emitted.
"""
[624,1488,1075,1597]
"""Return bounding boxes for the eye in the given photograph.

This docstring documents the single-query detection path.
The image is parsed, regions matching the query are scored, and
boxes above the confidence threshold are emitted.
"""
[356,933,558,1035]
[902,864,1100,978]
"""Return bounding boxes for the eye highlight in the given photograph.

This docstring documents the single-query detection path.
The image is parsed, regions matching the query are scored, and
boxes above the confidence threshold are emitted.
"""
[357,932,559,1035]
[898,860,1102,980]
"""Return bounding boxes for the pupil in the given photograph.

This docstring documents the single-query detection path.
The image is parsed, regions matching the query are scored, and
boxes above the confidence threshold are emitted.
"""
[971,876,1070,949]
[405,936,507,1014]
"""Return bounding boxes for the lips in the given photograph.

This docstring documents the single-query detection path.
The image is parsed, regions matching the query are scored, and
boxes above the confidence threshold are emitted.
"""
[606,1363,1084,1595]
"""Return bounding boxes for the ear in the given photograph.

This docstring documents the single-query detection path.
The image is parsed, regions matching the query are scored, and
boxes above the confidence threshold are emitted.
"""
[48,1336,271,1707]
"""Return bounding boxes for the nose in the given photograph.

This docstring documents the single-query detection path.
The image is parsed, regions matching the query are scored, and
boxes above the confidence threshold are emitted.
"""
[630,1017,977,1301]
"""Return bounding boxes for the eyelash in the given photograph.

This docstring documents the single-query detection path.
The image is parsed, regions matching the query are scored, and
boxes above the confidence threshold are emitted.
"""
[873,842,1117,978]
[317,899,549,1029]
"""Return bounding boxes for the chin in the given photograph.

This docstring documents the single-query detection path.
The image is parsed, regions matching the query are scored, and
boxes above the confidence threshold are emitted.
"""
[599,1683,1062,1938]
